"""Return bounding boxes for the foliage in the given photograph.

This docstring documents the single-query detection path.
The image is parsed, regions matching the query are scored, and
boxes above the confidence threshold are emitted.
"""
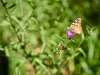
[0,0,100,75]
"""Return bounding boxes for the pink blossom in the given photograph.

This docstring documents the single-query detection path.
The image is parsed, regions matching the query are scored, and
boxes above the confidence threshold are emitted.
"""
[66,29,74,38]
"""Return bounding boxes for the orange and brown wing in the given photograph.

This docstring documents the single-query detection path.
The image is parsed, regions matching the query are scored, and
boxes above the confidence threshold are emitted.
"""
[69,18,82,34]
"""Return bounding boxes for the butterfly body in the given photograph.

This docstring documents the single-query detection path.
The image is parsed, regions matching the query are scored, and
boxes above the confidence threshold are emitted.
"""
[68,18,82,35]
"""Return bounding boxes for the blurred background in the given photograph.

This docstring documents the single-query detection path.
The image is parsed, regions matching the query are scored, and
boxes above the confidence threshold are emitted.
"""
[0,0,100,75]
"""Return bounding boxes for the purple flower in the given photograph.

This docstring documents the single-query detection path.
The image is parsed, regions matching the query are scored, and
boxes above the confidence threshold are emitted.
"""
[66,29,74,38]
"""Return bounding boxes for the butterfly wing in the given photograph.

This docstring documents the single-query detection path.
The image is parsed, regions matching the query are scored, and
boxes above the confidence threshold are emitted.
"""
[69,18,82,34]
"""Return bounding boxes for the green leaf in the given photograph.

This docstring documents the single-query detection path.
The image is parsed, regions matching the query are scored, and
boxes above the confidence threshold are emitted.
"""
[55,34,65,42]
[7,3,16,9]
[76,48,86,57]
[70,39,76,43]
[35,58,50,75]
[58,51,63,60]
[0,47,4,51]
[81,32,85,41]
[81,60,92,74]
[67,52,80,61]
[11,15,25,31]
[5,47,10,57]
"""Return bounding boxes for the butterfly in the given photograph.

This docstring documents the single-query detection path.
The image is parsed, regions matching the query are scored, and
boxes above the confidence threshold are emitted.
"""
[67,18,82,35]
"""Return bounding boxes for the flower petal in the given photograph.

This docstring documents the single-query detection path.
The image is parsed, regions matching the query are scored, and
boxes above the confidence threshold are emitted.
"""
[66,29,74,38]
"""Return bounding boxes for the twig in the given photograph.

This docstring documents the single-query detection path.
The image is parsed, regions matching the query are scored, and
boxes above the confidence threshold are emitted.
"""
[1,0,21,42]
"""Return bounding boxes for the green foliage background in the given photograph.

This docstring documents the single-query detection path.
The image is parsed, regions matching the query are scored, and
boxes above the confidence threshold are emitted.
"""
[0,0,100,75]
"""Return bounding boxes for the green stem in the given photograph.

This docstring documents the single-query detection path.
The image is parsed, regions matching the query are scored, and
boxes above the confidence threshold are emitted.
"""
[1,0,21,42]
